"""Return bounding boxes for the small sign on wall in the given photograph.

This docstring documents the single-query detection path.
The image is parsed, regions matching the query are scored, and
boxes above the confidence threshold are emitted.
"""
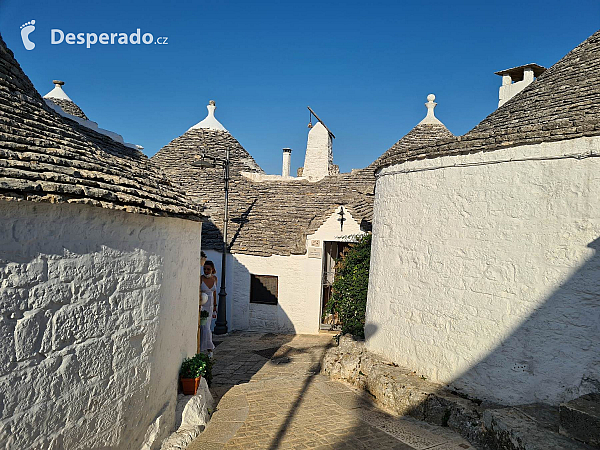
[308,246,322,259]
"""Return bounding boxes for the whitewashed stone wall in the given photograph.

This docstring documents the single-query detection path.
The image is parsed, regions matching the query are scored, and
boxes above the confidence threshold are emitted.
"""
[303,122,333,180]
[228,207,364,334]
[366,136,600,406]
[0,201,202,449]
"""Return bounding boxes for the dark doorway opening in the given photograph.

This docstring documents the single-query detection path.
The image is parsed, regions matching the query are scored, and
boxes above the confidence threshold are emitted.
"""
[320,241,352,330]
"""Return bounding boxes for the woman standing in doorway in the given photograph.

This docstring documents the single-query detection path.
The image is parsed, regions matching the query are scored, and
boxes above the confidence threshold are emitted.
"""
[200,260,218,358]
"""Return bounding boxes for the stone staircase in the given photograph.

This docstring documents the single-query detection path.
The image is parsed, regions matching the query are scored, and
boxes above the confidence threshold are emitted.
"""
[559,393,600,448]
[483,403,594,449]
[321,335,599,449]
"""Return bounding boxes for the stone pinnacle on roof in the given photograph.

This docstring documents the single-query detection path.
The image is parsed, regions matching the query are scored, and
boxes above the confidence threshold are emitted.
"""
[44,79,72,101]
[371,93,454,170]
[189,100,228,132]
[43,79,88,120]
[418,94,444,126]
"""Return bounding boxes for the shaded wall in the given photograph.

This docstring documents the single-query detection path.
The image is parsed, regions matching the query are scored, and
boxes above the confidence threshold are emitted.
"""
[223,208,364,334]
[366,136,600,405]
[0,201,201,449]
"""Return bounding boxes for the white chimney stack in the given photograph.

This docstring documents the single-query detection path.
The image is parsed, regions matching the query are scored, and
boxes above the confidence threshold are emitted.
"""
[495,63,546,107]
[282,148,292,177]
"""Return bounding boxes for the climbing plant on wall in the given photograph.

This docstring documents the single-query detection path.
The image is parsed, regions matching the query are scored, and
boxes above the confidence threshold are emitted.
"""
[325,233,371,338]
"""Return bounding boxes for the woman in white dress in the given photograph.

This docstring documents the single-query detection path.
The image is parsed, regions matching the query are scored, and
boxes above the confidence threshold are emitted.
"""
[200,260,218,357]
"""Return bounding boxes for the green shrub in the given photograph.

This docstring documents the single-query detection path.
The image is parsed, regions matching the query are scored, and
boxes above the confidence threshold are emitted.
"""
[324,234,371,338]
[200,310,209,319]
[180,353,212,385]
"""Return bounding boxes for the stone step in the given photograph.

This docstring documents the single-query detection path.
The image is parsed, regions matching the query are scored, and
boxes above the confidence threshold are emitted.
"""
[322,335,599,450]
[559,393,600,448]
[483,407,594,450]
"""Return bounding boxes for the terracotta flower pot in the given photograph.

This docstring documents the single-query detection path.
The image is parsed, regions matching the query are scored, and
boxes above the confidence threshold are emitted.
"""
[181,376,202,395]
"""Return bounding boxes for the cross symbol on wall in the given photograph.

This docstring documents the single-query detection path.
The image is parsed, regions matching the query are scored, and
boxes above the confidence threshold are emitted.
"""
[337,207,346,231]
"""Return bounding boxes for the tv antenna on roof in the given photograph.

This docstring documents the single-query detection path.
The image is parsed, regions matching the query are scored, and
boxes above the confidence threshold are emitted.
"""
[307,106,335,139]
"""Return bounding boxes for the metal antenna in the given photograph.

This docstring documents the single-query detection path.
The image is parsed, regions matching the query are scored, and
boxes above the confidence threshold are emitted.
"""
[306,106,335,139]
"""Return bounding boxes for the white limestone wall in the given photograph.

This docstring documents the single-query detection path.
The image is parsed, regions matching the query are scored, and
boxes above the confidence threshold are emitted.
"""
[366,136,600,406]
[228,207,364,334]
[232,253,322,333]
[0,201,202,449]
[303,122,333,180]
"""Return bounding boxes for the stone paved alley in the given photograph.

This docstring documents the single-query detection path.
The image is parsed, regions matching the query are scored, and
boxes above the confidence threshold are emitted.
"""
[187,333,474,450]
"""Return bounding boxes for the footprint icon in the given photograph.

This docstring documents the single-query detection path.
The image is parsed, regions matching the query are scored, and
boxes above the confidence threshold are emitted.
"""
[20,20,36,51]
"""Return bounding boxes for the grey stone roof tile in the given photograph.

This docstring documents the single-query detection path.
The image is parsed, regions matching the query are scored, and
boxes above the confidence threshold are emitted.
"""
[0,34,202,222]
[152,128,378,256]
[45,97,88,120]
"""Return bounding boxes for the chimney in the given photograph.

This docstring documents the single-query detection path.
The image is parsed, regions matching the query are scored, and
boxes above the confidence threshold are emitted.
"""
[495,63,546,107]
[282,148,292,177]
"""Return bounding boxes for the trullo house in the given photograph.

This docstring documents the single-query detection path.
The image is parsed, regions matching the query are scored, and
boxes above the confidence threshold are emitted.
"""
[0,35,205,448]
[152,94,449,334]
[366,30,600,406]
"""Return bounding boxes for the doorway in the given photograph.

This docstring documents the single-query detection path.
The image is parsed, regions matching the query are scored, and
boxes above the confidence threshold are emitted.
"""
[320,241,351,330]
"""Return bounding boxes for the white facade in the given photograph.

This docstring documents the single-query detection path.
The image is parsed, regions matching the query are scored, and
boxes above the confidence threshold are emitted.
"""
[0,201,202,449]
[365,135,600,406]
[207,207,364,334]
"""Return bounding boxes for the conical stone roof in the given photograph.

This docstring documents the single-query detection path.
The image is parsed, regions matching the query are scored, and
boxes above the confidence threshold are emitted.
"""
[373,94,454,169]
[0,34,201,221]
[152,105,377,256]
[377,30,600,170]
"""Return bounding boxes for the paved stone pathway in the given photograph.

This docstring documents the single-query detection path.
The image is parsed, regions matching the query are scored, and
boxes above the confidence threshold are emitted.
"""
[188,332,474,450]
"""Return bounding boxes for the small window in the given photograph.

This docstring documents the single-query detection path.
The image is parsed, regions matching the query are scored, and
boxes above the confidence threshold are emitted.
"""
[250,274,278,305]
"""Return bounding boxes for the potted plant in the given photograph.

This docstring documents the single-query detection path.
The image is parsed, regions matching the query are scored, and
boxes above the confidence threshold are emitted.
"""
[200,310,209,326]
[180,354,207,395]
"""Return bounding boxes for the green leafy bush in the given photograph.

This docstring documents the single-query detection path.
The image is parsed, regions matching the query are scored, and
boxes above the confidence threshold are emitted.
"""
[200,310,209,319]
[180,353,212,385]
[325,234,372,338]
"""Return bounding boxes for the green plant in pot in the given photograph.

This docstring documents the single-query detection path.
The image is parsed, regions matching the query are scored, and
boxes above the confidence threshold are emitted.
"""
[200,310,209,326]
[180,353,208,395]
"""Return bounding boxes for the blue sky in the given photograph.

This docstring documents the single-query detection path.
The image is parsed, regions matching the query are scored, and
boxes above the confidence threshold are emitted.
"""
[1,0,598,174]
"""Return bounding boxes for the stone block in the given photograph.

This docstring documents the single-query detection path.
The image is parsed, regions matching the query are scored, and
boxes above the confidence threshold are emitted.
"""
[0,316,16,375]
[111,327,146,370]
[483,407,591,450]
[109,290,143,311]
[2,258,48,288]
[0,287,28,313]
[179,378,214,427]
[559,393,600,447]
[49,257,93,283]
[28,281,73,309]
[75,337,113,380]
[14,309,45,361]
[52,301,109,350]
